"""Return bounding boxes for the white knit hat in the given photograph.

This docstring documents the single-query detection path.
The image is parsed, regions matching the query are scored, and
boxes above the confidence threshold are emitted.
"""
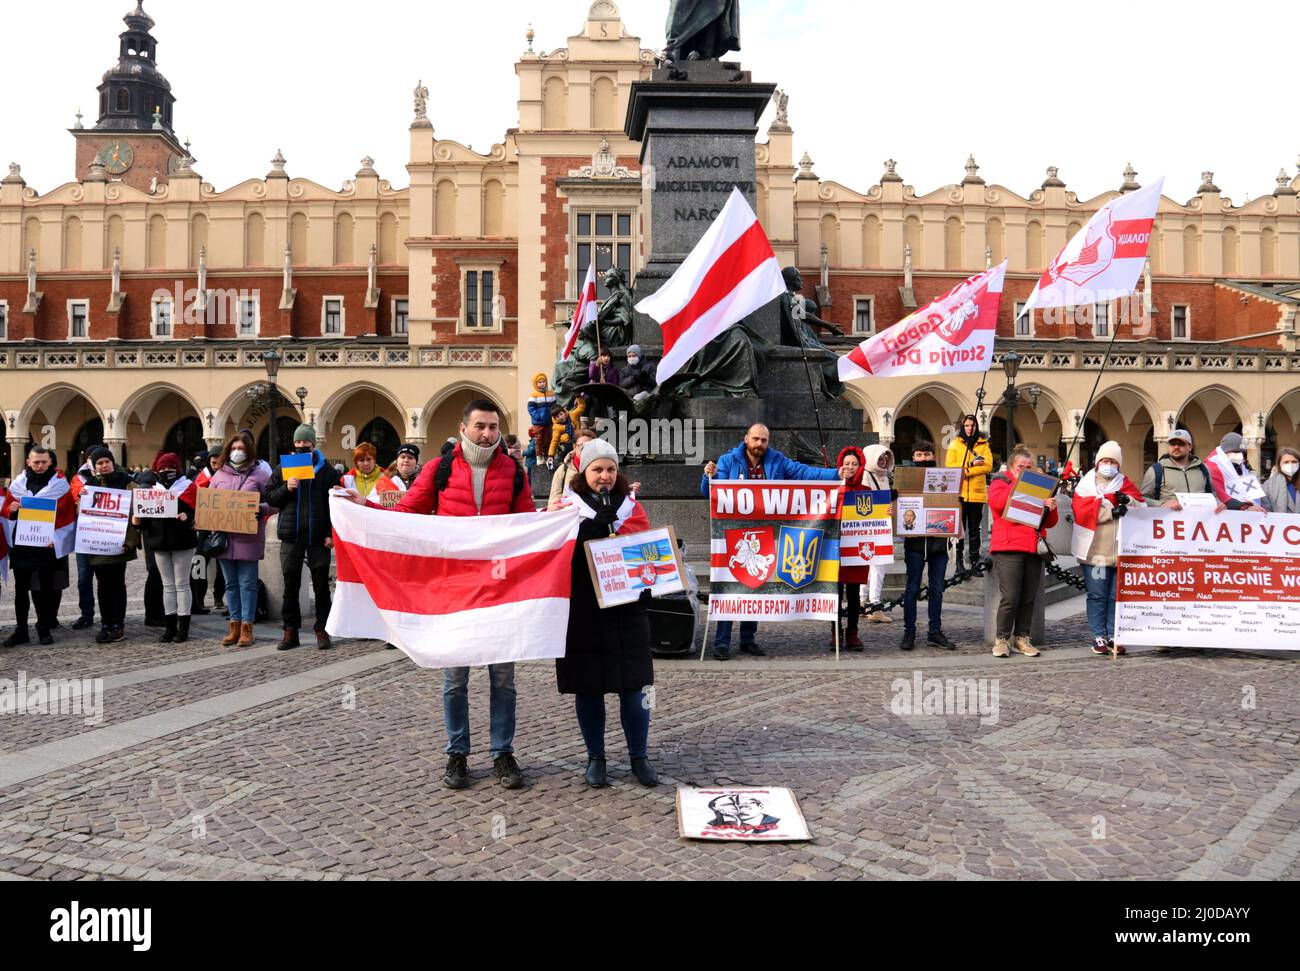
[578,437,620,472]
[1096,441,1123,466]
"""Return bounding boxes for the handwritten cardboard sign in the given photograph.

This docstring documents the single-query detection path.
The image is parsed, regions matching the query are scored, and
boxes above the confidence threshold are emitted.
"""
[195,488,260,535]
[132,488,178,519]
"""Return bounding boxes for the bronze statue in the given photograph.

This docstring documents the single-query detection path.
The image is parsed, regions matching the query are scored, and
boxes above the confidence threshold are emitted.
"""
[665,321,771,399]
[553,267,635,404]
[665,0,741,62]
[780,266,846,398]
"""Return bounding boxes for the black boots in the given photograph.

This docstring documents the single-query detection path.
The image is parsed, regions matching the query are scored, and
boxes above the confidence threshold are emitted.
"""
[585,757,608,788]
[159,615,177,643]
[2,628,29,648]
[630,757,659,787]
[174,616,191,644]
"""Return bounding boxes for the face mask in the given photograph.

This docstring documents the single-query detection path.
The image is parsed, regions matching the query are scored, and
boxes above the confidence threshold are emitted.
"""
[1098,463,1119,479]
[1227,452,1245,466]
[915,459,936,468]
[160,471,179,486]
[628,356,640,366]
[295,445,313,454]
[1281,463,1299,477]
[229,450,247,466]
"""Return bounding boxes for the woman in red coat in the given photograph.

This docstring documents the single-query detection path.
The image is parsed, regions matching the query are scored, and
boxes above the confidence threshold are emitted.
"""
[988,445,1059,659]
[834,446,868,650]
[548,438,657,790]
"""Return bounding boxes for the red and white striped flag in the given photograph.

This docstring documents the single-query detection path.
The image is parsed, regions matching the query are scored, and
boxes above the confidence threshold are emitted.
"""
[562,262,599,361]
[839,261,1006,380]
[1020,178,1164,318]
[326,494,582,668]
[636,188,786,384]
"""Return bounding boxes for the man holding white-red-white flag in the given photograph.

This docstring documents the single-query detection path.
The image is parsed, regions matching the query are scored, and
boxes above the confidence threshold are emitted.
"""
[1019,178,1164,319]
[636,187,787,385]
[838,261,1008,381]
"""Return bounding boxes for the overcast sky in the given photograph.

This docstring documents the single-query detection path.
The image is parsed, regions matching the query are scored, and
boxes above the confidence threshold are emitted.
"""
[3,0,1294,206]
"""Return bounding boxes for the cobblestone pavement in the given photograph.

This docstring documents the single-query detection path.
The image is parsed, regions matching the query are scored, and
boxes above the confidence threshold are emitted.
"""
[1,561,1298,880]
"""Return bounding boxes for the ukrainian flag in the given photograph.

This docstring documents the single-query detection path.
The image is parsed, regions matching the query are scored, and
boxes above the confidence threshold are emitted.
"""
[280,453,316,481]
[1015,470,1057,501]
[18,497,58,524]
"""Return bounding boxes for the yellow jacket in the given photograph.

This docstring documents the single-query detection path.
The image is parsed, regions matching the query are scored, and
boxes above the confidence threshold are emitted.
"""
[945,435,994,504]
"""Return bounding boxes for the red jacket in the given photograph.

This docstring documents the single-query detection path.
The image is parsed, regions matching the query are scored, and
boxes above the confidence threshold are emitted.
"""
[989,473,1059,554]
[389,444,535,518]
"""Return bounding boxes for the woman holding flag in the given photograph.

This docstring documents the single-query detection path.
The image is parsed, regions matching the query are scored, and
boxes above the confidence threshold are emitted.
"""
[548,439,658,790]
[1070,442,1143,656]
[2,445,77,648]
[988,445,1058,659]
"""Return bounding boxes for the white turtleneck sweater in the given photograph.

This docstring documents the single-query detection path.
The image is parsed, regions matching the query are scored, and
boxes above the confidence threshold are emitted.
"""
[460,435,499,513]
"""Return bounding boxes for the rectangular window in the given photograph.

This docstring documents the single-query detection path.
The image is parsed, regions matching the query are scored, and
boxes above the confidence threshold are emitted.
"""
[153,297,173,338]
[239,297,259,336]
[68,300,89,340]
[574,209,637,299]
[322,297,343,336]
[393,298,409,335]
[1014,302,1033,337]
[1094,302,1110,339]
[853,297,874,336]
[466,272,478,327]
[1172,304,1189,340]
[0,300,7,340]
[464,271,496,330]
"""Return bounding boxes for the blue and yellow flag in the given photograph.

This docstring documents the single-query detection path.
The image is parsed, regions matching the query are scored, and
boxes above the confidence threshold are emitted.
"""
[1015,470,1057,501]
[280,454,316,481]
[18,497,58,524]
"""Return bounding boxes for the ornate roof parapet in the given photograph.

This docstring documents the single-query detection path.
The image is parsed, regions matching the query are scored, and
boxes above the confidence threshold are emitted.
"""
[961,155,984,186]
[267,149,288,180]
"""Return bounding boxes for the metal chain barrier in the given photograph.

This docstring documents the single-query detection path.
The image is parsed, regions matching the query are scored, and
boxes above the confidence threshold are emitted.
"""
[878,559,988,613]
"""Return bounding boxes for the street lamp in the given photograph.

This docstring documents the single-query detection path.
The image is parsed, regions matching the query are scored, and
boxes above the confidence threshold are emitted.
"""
[263,348,282,467]
[1000,351,1022,462]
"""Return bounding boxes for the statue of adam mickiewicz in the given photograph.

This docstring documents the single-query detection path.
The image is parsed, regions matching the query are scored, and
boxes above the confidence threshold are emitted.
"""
[665,0,741,61]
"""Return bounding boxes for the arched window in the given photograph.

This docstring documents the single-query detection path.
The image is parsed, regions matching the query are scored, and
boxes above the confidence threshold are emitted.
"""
[69,418,105,475]
[163,417,205,465]
[256,417,303,466]
[944,216,963,270]
[115,89,130,112]
[892,417,934,463]
[863,215,881,267]
[358,418,401,469]
[436,180,457,235]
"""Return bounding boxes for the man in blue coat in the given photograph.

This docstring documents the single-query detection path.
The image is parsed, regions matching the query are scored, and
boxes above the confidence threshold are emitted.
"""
[701,424,840,660]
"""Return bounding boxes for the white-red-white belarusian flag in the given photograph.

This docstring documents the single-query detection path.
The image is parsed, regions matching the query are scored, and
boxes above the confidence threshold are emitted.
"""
[562,262,599,361]
[326,494,582,668]
[839,261,1007,380]
[636,187,786,384]
[1020,178,1164,318]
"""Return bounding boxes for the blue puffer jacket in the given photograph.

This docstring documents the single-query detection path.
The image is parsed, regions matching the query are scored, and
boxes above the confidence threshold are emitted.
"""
[266,451,344,546]
[700,442,840,496]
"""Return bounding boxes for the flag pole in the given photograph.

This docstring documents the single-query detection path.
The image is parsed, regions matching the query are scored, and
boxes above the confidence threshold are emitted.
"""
[1062,317,1123,471]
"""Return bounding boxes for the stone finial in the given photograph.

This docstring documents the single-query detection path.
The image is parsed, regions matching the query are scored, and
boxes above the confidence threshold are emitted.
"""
[152,106,164,131]
[1042,166,1065,188]
[881,159,902,183]
[962,154,984,186]
[87,152,108,183]
[73,109,84,130]
[3,162,24,185]
[1198,171,1219,193]
[1120,161,1140,192]
[1274,168,1296,196]
[796,152,817,180]
[413,79,430,121]
[526,25,535,53]
[175,153,194,175]
[267,148,288,179]
[357,156,377,177]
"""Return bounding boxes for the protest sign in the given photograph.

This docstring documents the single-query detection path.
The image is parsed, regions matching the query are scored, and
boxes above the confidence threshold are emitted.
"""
[840,490,894,567]
[708,481,842,623]
[677,787,811,842]
[74,487,132,556]
[893,467,962,538]
[132,488,177,520]
[195,488,260,535]
[1176,493,1217,511]
[585,526,686,609]
[1003,470,1058,529]
[14,497,57,548]
[1116,508,1300,649]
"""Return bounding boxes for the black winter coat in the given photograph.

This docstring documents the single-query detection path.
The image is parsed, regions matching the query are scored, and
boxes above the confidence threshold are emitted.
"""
[555,491,655,696]
[266,452,343,546]
[619,359,657,395]
[139,481,197,553]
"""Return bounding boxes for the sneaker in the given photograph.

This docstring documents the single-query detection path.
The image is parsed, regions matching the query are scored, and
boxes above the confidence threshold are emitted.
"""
[71,616,95,631]
[992,637,1011,658]
[2,630,30,648]
[900,631,916,651]
[927,631,957,651]
[94,626,114,645]
[109,626,126,643]
[1091,637,1109,656]
[1109,639,1126,656]
[867,608,893,624]
[443,754,469,790]
[493,754,524,790]
[1014,636,1041,658]
[739,642,765,657]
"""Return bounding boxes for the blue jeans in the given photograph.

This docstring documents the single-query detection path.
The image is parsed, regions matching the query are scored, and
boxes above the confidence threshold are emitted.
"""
[904,547,949,635]
[219,559,259,623]
[443,664,516,759]
[1083,565,1118,641]
[714,620,757,647]
[575,692,649,759]
[76,553,95,621]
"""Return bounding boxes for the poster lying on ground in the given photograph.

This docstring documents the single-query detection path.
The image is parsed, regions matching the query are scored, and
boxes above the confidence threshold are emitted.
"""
[1116,508,1300,649]
[708,481,842,623]
[676,787,812,842]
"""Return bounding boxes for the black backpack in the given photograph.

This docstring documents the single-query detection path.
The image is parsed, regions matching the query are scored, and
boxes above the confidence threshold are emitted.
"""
[430,452,527,513]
